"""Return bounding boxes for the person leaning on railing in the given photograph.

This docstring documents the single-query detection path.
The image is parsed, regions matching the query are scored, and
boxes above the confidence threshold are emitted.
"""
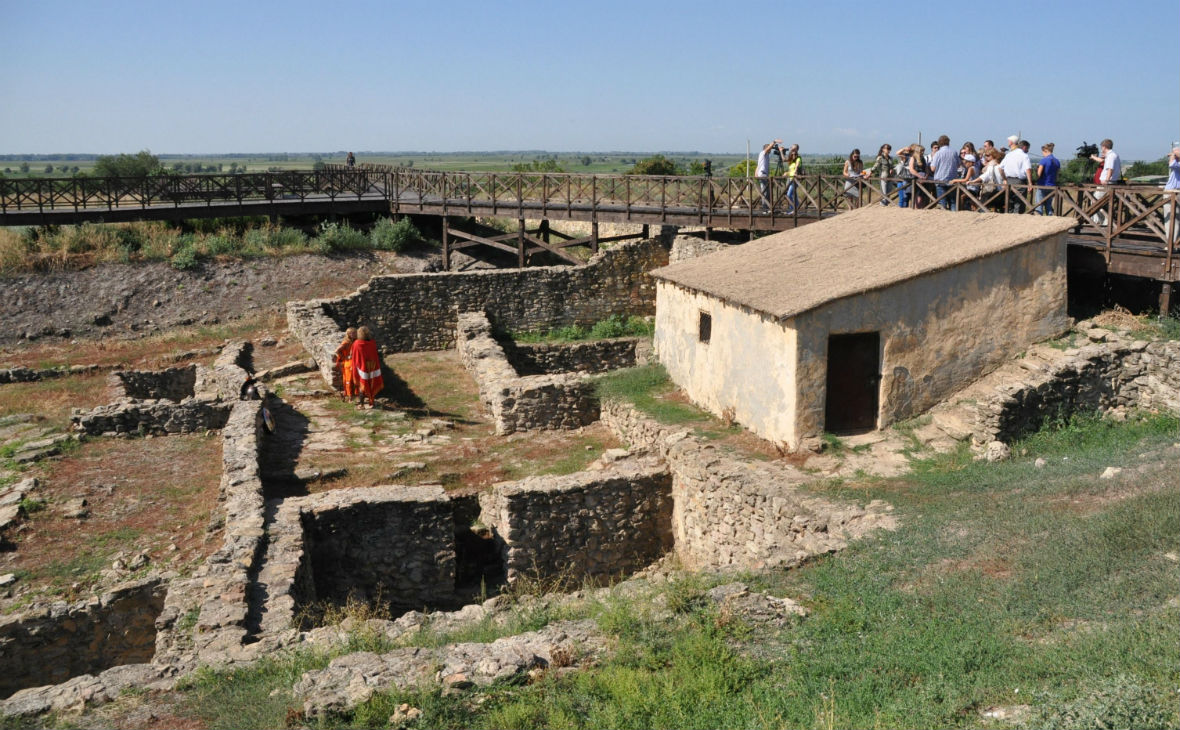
[894,146,913,208]
[1164,147,1180,241]
[950,142,980,210]
[1035,143,1060,215]
[967,148,1006,212]
[869,144,893,206]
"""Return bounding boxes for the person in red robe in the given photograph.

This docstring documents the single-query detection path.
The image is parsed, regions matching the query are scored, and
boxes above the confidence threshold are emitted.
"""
[350,326,384,409]
[331,327,357,402]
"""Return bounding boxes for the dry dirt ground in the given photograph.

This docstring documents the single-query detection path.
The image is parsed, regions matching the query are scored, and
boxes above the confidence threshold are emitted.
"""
[0,249,437,345]
[0,250,619,618]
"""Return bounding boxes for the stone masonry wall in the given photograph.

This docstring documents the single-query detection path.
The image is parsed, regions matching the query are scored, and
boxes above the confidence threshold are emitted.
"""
[195,341,254,400]
[504,338,649,376]
[70,341,259,437]
[298,486,456,611]
[71,399,232,436]
[111,365,197,402]
[478,458,673,583]
[928,330,1180,447]
[286,238,668,358]
[0,577,166,699]
[600,399,897,571]
[455,312,600,434]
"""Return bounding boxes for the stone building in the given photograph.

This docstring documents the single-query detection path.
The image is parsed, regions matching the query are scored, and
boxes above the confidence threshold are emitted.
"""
[650,207,1075,450]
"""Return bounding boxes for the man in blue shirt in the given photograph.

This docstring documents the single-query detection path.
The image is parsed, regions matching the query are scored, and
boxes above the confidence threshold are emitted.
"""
[930,135,958,210]
[1035,143,1061,215]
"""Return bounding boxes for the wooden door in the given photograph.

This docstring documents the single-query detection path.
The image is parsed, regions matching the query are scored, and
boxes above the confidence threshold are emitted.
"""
[824,332,881,433]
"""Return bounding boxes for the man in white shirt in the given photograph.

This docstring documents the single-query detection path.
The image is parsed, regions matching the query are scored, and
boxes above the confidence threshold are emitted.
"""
[1092,139,1121,185]
[756,139,782,210]
[1000,135,1033,213]
[1089,139,1122,226]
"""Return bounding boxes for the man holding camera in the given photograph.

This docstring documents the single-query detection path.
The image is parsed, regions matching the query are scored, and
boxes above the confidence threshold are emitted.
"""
[757,139,784,210]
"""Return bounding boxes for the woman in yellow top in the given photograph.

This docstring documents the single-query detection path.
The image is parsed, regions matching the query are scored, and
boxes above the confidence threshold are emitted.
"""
[783,144,802,213]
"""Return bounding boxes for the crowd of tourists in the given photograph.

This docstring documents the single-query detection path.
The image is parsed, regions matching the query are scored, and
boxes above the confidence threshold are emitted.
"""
[757,137,1180,222]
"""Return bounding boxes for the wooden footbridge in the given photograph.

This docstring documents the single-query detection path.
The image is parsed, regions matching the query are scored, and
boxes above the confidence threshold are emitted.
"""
[2,165,1176,307]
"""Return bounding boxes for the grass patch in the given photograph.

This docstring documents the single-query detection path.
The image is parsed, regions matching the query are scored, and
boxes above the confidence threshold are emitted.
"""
[103,411,1177,729]
[594,364,707,427]
[513,315,654,343]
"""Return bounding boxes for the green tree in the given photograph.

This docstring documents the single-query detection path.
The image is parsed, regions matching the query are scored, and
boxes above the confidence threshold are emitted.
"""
[581,156,592,167]
[728,160,757,177]
[19,162,29,173]
[93,150,162,178]
[511,159,565,173]
[1125,157,1168,179]
[628,155,680,176]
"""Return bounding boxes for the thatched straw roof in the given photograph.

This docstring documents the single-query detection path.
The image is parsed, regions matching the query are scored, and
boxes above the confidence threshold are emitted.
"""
[650,207,1073,320]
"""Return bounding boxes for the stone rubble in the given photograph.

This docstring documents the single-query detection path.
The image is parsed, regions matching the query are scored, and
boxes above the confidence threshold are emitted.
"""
[294,619,606,720]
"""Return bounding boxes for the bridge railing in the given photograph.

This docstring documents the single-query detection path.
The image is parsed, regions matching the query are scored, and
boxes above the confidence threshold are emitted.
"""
[0,170,389,214]
[3,169,1176,270]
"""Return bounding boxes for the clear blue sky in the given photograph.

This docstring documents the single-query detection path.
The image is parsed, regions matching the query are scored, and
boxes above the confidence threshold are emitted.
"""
[2,0,1177,161]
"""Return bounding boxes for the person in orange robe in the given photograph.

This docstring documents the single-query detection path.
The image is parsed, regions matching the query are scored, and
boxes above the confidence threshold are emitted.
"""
[350,326,384,409]
[331,327,357,402]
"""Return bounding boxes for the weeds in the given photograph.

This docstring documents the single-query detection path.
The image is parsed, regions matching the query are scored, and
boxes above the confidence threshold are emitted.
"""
[514,315,653,343]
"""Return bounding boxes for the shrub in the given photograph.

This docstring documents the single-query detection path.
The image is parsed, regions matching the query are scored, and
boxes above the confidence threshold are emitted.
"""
[315,221,368,251]
[202,234,236,257]
[370,216,424,252]
[589,314,653,339]
[628,155,680,176]
[170,234,201,270]
[728,160,757,177]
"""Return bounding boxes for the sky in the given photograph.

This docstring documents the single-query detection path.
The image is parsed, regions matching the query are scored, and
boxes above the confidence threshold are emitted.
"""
[1,0,1177,161]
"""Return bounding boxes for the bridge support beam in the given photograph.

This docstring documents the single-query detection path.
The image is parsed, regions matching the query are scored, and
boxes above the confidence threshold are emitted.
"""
[592,221,599,253]
[518,218,526,268]
[1162,282,1174,317]
[442,216,450,271]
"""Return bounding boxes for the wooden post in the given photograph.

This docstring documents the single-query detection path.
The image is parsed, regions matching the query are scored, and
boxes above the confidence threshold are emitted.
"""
[518,218,526,268]
[1160,282,1173,317]
[592,220,599,254]
[540,219,550,244]
[442,215,450,271]
[641,224,649,239]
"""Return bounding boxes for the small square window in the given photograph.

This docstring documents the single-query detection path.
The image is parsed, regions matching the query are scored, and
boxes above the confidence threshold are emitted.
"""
[698,311,712,343]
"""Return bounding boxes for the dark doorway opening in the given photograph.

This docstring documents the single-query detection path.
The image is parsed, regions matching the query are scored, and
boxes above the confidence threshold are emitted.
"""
[825,332,881,433]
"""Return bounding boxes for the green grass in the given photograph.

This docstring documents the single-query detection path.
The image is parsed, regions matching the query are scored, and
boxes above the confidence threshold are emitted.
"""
[593,364,710,427]
[513,315,654,344]
[89,410,1178,729]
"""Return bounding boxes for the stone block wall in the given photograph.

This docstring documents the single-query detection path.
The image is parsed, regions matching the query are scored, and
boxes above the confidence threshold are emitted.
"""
[111,365,197,402]
[668,234,729,263]
[0,577,165,699]
[455,312,600,434]
[945,335,1180,446]
[176,399,268,663]
[71,399,232,436]
[195,341,254,400]
[297,486,456,611]
[286,238,668,357]
[69,341,260,437]
[0,364,114,384]
[478,459,673,583]
[600,400,897,571]
[504,338,650,376]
